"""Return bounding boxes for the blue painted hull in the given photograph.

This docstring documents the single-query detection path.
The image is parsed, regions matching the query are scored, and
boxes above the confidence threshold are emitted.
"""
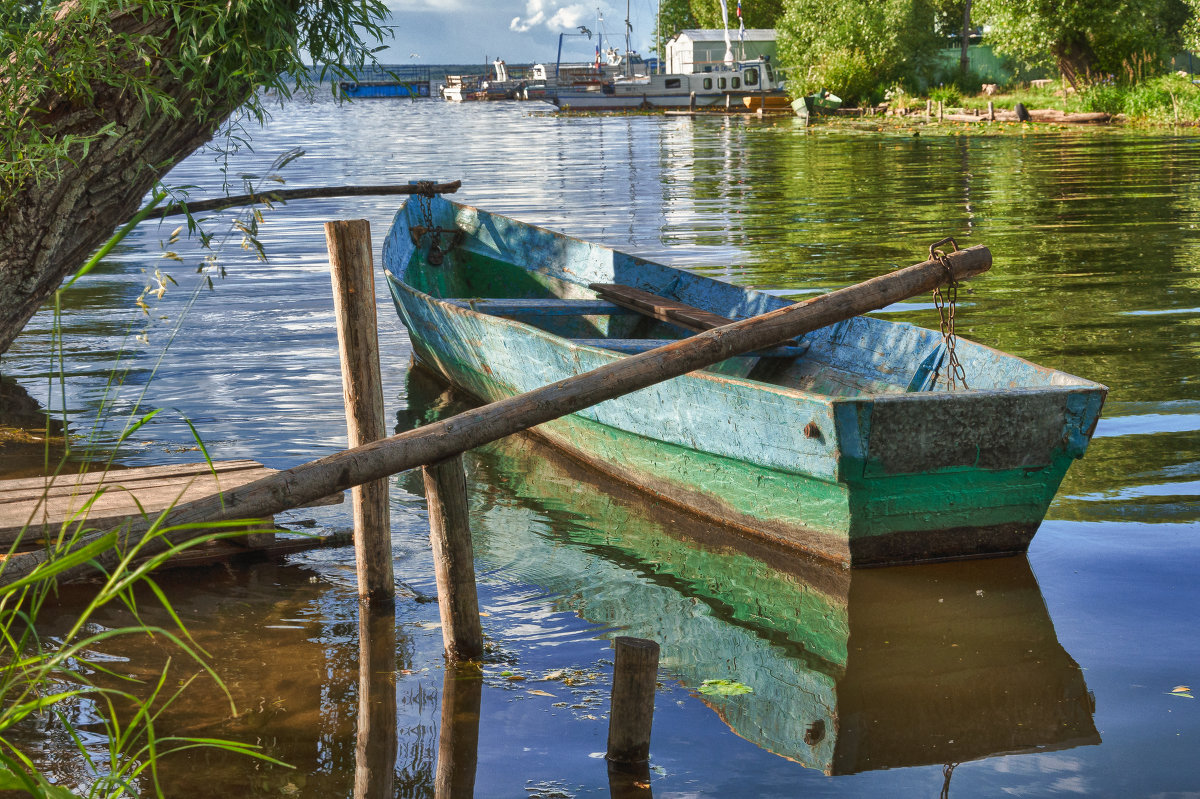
[338,81,430,98]
[382,196,1107,566]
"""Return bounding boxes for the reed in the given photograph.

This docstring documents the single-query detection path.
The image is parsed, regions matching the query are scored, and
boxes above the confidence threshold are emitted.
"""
[0,165,300,795]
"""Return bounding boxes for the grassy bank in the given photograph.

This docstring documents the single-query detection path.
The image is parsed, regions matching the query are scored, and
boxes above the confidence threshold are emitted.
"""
[910,72,1200,127]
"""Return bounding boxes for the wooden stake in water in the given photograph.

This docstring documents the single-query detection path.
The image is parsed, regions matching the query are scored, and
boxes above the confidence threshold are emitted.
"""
[326,219,394,603]
[354,605,398,799]
[435,661,483,798]
[423,454,484,660]
[606,637,660,765]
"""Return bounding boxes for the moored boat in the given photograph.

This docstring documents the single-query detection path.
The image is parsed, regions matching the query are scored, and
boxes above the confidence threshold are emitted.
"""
[792,89,844,122]
[552,57,787,111]
[440,74,483,102]
[382,193,1107,567]
[743,93,794,112]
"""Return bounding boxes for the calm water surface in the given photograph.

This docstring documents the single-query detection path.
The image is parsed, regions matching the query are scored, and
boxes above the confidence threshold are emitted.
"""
[4,97,1200,797]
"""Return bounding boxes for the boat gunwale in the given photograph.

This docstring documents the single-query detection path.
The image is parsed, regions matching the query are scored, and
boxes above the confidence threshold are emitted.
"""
[390,274,1107,413]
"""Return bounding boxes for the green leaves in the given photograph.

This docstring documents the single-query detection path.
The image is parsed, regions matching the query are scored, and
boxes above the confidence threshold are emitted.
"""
[976,0,1187,86]
[698,679,755,696]
[0,0,391,213]
[776,0,945,101]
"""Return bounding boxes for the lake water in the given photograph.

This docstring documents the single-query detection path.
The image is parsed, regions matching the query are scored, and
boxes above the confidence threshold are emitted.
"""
[4,96,1200,797]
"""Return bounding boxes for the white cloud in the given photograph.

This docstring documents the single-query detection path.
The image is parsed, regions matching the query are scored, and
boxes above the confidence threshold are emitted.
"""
[510,1,609,34]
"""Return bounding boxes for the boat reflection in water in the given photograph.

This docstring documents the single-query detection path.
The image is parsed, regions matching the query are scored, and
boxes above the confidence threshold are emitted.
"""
[402,366,1102,777]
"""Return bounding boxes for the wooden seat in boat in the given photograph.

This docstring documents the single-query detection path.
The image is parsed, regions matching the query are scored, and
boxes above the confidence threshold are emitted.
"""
[444,298,637,317]
[569,338,810,359]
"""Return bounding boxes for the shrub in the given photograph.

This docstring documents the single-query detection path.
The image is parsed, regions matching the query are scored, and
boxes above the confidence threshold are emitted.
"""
[1079,81,1127,115]
[928,84,962,106]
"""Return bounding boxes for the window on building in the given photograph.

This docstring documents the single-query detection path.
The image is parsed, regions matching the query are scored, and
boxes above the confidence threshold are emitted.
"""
[718,77,727,89]
[744,68,759,86]
[703,78,713,90]
[665,78,681,89]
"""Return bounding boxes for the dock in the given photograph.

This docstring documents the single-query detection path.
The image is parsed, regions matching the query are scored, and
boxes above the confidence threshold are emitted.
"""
[0,460,343,570]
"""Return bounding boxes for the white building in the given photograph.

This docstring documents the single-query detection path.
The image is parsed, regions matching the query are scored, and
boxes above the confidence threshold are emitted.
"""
[664,29,777,73]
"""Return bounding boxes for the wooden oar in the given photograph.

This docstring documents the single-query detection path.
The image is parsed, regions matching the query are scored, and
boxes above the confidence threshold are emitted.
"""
[1,245,990,587]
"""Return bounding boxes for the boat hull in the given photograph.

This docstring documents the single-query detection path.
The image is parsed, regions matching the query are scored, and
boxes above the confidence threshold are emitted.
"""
[555,88,789,111]
[382,198,1106,566]
[338,81,430,99]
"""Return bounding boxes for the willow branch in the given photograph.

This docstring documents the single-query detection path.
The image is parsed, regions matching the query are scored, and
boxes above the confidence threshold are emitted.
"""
[159,180,463,217]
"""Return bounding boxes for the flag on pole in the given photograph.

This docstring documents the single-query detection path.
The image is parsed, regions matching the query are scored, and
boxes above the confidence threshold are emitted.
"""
[738,0,745,42]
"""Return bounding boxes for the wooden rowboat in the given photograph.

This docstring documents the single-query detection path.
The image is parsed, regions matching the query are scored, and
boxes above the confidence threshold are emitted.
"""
[742,93,794,112]
[382,194,1107,566]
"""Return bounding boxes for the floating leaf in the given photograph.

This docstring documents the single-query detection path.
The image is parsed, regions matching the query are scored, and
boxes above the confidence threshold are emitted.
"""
[698,679,754,696]
[528,689,555,697]
[1168,685,1194,699]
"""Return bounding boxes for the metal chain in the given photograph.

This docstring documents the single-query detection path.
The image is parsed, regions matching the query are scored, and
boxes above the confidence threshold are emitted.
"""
[413,181,444,265]
[929,237,969,391]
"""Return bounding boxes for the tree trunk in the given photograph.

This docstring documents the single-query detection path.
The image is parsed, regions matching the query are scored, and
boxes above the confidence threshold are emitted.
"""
[0,4,254,355]
[1053,35,1096,91]
[959,0,973,79]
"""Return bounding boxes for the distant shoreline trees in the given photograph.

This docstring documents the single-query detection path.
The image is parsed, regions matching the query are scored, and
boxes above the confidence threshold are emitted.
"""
[657,0,1198,102]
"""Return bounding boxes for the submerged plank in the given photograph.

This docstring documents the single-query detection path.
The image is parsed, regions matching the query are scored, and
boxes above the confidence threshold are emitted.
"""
[0,460,342,545]
[0,460,264,503]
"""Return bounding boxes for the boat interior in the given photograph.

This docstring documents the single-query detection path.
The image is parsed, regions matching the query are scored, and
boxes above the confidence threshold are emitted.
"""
[396,204,1088,401]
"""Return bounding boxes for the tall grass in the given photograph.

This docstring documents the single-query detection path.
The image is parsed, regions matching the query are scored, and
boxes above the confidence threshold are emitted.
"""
[1078,73,1200,124]
[0,514,284,797]
[0,163,297,796]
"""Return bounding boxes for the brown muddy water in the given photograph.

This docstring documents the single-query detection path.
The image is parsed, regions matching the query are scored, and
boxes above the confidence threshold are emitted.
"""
[2,97,1198,796]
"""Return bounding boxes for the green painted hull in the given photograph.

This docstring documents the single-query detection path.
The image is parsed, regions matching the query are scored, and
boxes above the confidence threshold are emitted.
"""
[383,196,1107,566]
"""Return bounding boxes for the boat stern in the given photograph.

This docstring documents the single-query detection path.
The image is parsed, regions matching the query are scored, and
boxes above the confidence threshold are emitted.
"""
[833,384,1107,564]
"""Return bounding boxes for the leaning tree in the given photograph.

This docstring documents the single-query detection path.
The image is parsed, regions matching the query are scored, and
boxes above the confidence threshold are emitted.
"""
[0,0,390,356]
[975,0,1190,88]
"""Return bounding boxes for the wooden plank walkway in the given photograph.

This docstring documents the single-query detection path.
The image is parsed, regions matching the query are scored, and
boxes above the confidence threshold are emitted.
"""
[0,460,343,567]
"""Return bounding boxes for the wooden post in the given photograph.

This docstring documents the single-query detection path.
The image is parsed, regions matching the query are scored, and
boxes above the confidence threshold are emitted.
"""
[988,101,995,121]
[327,219,395,603]
[689,91,696,111]
[606,637,660,765]
[435,662,483,799]
[926,99,932,120]
[608,761,653,799]
[938,100,944,121]
[423,455,484,660]
[354,605,398,799]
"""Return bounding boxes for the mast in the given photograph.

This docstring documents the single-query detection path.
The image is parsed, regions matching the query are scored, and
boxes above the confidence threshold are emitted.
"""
[719,0,734,66]
[625,0,632,77]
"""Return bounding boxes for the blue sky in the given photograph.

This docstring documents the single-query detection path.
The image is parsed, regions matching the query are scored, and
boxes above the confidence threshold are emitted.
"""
[378,0,662,65]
